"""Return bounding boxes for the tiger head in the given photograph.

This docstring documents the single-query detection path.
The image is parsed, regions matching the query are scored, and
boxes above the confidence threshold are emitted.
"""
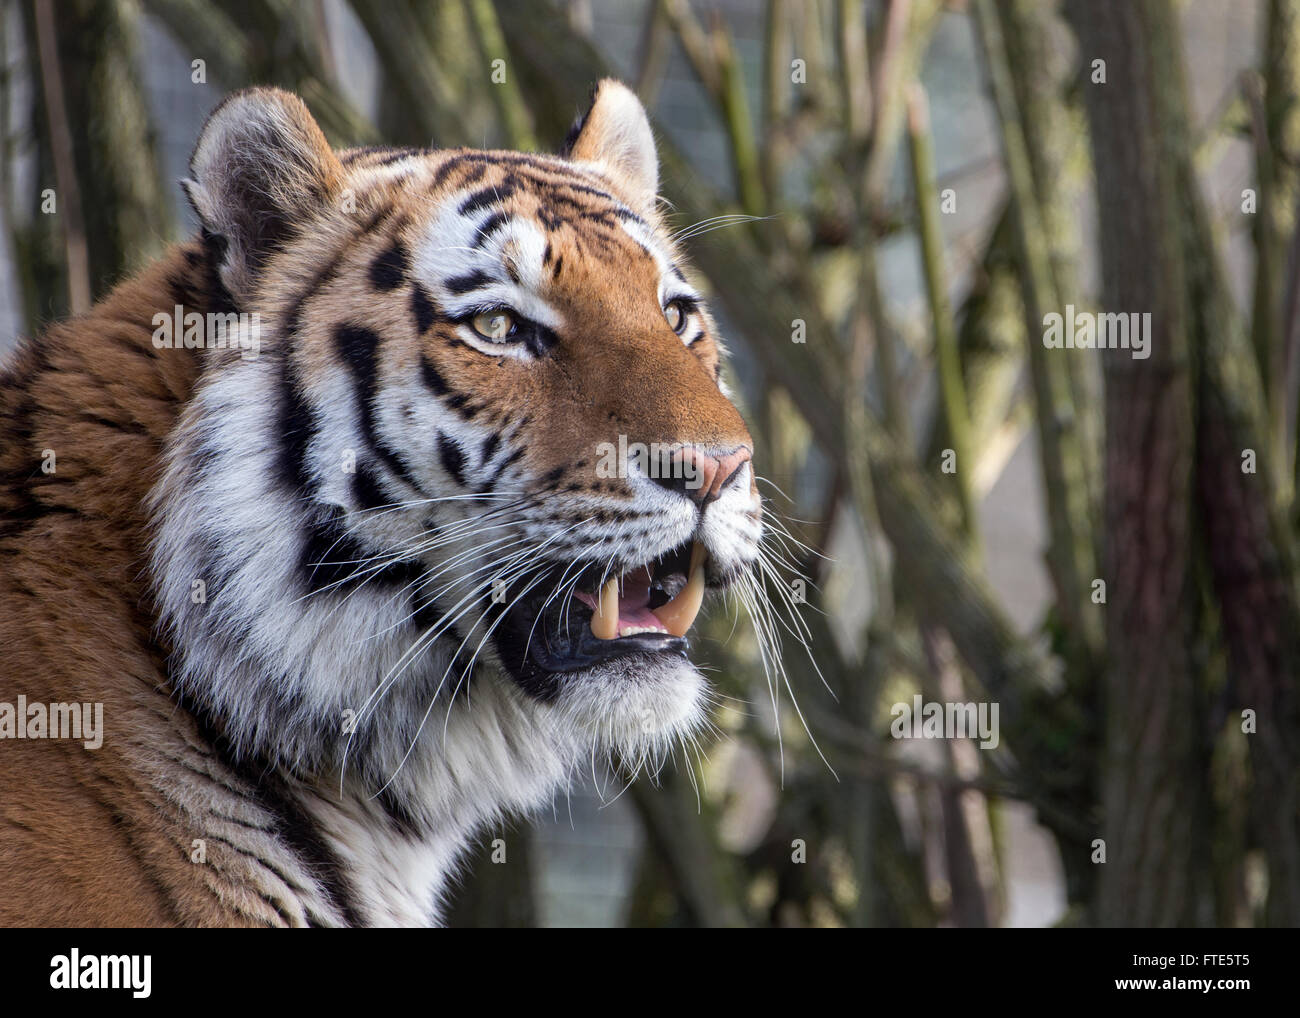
[157,82,761,788]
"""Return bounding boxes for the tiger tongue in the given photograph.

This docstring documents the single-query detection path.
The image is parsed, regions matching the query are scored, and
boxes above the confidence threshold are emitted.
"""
[589,543,706,640]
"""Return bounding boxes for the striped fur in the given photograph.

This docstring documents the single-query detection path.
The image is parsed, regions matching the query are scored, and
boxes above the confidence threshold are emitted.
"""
[0,83,760,925]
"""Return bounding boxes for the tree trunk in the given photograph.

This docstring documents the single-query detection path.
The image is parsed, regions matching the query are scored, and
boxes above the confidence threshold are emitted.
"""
[1067,0,1208,927]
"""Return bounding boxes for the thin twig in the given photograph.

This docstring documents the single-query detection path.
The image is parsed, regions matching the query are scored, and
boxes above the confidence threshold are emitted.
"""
[907,82,980,556]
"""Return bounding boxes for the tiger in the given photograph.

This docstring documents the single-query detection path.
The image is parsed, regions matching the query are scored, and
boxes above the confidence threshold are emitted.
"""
[0,80,762,926]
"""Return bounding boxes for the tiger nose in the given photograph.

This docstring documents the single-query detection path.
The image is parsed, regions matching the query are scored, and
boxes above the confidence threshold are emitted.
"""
[660,445,752,506]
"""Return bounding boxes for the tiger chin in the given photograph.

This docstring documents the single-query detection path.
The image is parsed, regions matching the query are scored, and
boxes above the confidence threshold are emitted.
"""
[0,80,762,927]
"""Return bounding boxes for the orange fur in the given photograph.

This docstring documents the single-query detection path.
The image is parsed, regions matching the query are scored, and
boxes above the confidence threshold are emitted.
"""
[0,247,275,924]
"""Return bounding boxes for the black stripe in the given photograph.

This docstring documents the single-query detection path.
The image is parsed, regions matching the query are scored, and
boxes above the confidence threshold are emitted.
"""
[276,356,316,498]
[473,211,509,247]
[460,162,488,188]
[334,324,425,493]
[72,411,152,437]
[437,432,468,487]
[162,751,240,792]
[411,285,438,334]
[369,240,409,291]
[465,151,580,174]
[341,145,407,164]
[482,446,524,491]
[536,206,562,232]
[430,151,476,191]
[351,462,389,512]
[209,810,276,836]
[480,431,500,464]
[299,504,424,595]
[444,269,494,295]
[372,148,428,167]
[420,354,450,396]
[559,180,620,203]
[445,392,474,415]
[498,165,621,208]
[459,178,518,216]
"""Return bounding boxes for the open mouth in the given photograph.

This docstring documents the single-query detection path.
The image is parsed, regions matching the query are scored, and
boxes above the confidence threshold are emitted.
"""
[574,540,706,640]
[488,539,708,693]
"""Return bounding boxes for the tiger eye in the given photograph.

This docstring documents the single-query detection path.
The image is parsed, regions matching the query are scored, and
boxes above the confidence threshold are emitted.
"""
[471,309,515,341]
[664,301,686,333]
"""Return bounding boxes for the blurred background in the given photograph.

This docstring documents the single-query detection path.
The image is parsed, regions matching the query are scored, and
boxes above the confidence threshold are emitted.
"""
[2,0,1298,928]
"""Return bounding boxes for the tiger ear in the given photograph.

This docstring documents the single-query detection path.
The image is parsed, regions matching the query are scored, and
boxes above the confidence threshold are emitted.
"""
[183,88,343,304]
[562,79,659,215]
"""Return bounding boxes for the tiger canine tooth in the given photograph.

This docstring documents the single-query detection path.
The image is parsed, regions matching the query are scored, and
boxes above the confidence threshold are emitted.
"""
[590,575,621,640]
[651,542,706,637]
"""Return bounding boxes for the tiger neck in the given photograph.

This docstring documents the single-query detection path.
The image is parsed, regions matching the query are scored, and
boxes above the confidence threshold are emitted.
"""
[278,679,577,926]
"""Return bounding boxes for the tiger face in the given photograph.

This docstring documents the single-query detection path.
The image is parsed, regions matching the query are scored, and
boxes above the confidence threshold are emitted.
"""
[159,81,760,782]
